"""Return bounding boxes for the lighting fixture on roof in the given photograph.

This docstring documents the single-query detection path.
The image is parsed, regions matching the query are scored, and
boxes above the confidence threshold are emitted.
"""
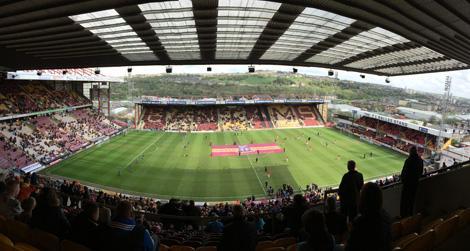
[166,66,172,74]
[62,70,68,75]
[293,68,298,73]
[328,69,334,76]
[248,65,255,73]
[37,71,42,76]
[94,68,100,75]
[360,74,365,79]
[207,67,212,72]
[127,67,132,73]
[385,77,390,83]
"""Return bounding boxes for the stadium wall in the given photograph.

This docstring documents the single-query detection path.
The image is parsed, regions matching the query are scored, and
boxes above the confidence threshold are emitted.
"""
[381,162,470,219]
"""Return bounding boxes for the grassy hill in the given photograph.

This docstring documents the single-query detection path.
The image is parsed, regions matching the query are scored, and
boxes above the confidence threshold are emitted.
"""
[111,71,428,101]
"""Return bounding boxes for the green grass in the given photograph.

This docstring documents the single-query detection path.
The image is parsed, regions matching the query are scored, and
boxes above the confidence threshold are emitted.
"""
[43,128,405,201]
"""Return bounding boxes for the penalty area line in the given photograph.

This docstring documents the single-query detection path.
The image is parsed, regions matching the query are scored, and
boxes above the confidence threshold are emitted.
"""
[122,133,165,171]
[235,134,267,196]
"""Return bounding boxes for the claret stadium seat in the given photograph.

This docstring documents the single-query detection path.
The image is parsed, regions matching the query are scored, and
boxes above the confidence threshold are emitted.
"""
[159,244,170,251]
[394,229,435,251]
[5,220,31,244]
[273,237,296,248]
[434,215,460,247]
[30,228,60,251]
[256,240,275,251]
[60,240,91,251]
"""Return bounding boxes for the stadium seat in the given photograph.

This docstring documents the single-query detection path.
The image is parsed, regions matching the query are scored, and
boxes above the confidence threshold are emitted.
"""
[434,215,459,247]
[60,240,91,251]
[457,208,470,228]
[420,218,443,234]
[159,244,170,251]
[5,220,31,243]
[0,233,14,247]
[30,228,60,251]
[170,246,195,251]
[256,240,275,251]
[393,233,418,249]
[14,243,40,251]
[273,237,296,248]
[400,213,422,236]
[286,244,297,251]
[400,229,435,251]
[0,240,20,251]
[391,221,402,241]
[195,246,217,251]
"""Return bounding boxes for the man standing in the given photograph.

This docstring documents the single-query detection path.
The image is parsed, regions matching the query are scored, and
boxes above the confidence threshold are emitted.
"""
[400,146,423,217]
[338,160,364,221]
[218,205,257,251]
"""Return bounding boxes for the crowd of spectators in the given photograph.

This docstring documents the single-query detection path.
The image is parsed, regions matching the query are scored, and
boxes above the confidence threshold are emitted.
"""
[0,108,121,168]
[355,116,436,148]
[0,82,90,116]
[141,104,323,131]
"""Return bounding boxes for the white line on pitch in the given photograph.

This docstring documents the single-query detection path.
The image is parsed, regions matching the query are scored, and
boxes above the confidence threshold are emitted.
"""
[235,134,267,195]
[123,133,165,169]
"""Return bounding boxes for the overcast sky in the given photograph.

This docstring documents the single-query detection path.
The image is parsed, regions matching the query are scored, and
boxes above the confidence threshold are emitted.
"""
[101,65,470,99]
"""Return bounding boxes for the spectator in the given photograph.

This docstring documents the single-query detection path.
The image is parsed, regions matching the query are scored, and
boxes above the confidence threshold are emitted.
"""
[17,196,36,224]
[338,160,364,221]
[284,194,309,237]
[105,200,155,251]
[345,182,391,251]
[184,200,201,229]
[18,178,35,202]
[31,188,71,238]
[324,196,347,243]
[219,204,257,251]
[400,146,423,217]
[296,208,337,251]
[71,202,101,250]
[205,214,224,233]
[0,179,22,219]
[99,206,112,226]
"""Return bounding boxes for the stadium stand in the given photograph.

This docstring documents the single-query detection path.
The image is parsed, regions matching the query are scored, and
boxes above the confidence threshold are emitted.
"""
[268,105,301,128]
[142,106,166,130]
[354,116,436,148]
[245,106,271,129]
[0,82,90,116]
[140,104,322,131]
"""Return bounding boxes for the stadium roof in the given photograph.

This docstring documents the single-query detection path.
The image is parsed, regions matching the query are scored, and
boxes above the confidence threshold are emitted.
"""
[1,0,470,76]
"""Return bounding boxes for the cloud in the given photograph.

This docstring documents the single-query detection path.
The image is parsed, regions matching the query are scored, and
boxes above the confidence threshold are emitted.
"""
[100,65,470,98]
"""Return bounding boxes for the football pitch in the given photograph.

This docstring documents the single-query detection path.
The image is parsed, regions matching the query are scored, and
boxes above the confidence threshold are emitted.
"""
[44,128,405,201]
